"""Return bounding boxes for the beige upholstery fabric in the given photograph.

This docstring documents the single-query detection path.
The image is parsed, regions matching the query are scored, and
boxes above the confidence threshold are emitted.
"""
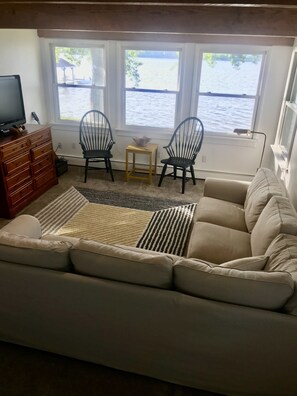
[70,239,173,289]
[174,258,294,310]
[186,222,251,264]
[203,178,250,204]
[195,197,246,231]
[0,230,72,271]
[43,234,81,244]
[244,168,287,232]
[1,215,42,239]
[220,255,268,270]
[251,196,297,256]
[265,234,297,316]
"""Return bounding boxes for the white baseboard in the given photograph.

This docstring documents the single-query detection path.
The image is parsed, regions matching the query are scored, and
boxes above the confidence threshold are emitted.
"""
[61,155,255,182]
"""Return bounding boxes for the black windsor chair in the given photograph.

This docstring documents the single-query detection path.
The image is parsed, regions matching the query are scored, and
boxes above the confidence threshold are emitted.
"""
[158,117,204,194]
[79,110,115,183]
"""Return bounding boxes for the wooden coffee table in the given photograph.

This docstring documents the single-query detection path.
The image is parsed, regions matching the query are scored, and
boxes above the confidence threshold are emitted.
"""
[125,143,158,185]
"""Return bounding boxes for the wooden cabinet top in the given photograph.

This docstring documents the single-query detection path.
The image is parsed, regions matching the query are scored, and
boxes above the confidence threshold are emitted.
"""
[0,125,50,148]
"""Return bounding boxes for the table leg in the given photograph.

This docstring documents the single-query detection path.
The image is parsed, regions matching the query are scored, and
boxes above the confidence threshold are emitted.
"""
[125,150,129,181]
[149,152,152,184]
[154,147,158,175]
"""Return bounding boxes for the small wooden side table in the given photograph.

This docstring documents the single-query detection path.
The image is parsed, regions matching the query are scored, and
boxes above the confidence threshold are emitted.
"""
[126,143,158,184]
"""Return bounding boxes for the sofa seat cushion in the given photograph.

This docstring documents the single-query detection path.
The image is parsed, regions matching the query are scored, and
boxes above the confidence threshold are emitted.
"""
[186,222,251,264]
[265,234,297,316]
[251,196,297,256]
[195,197,246,232]
[70,239,173,289]
[0,230,72,271]
[244,168,287,232]
[174,258,294,310]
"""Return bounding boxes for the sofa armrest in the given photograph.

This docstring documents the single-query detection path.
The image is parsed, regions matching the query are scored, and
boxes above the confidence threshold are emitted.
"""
[0,215,42,239]
[203,178,250,205]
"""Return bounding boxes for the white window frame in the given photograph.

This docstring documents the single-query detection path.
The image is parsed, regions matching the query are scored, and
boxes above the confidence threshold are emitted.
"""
[275,48,297,166]
[41,38,109,126]
[190,44,266,137]
[116,41,185,134]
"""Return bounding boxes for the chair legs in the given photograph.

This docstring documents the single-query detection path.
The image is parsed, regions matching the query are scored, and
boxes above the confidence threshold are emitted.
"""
[190,165,196,185]
[107,158,114,182]
[84,158,114,182]
[158,164,168,187]
[159,164,195,194]
[84,159,89,183]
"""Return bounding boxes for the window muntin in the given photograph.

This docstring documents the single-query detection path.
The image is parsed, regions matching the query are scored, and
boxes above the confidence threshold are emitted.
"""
[277,51,297,162]
[53,46,105,122]
[124,49,180,129]
[197,53,264,133]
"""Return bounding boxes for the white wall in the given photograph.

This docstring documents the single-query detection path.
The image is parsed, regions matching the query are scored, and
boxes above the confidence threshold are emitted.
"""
[275,39,297,209]
[0,29,46,125]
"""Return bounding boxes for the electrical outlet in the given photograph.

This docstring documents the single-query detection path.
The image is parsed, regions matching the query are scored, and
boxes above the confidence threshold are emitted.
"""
[57,142,62,149]
[202,155,206,163]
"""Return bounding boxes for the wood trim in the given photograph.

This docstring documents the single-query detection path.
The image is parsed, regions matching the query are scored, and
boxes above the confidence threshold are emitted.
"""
[37,30,295,46]
[0,3,297,37]
[3,1,297,7]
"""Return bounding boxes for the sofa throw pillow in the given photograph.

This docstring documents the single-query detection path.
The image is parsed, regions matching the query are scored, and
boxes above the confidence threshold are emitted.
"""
[265,233,297,316]
[0,230,72,271]
[251,196,297,256]
[70,239,174,289]
[244,168,287,232]
[220,255,268,271]
[173,258,294,310]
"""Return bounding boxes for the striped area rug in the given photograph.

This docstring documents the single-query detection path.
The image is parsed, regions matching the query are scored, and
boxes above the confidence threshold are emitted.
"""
[35,186,89,234]
[136,203,197,256]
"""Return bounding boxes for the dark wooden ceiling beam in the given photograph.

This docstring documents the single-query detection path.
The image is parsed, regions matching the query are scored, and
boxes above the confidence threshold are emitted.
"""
[0,3,296,37]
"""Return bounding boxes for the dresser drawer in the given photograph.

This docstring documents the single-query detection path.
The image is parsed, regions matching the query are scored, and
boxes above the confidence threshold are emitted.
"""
[0,138,30,161]
[34,167,56,189]
[28,128,51,147]
[3,152,31,176]
[6,167,31,192]
[32,152,53,175]
[8,182,34,207]
[31,142,53,161]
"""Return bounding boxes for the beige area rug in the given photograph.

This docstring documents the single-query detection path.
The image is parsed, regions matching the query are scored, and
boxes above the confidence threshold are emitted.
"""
[55,203,153,246]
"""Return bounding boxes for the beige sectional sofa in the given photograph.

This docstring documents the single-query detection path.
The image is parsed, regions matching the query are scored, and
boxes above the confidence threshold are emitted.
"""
[0,168,297,395]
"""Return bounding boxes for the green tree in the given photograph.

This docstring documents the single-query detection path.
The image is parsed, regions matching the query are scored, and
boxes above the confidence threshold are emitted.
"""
[126,50,142,87]
[55,47,89,66]
[203,53,261,69]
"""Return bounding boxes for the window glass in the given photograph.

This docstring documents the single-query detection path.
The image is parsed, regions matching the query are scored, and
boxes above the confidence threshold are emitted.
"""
[54,46,105,121]
[197,53,263,133]
[124,50,180,128]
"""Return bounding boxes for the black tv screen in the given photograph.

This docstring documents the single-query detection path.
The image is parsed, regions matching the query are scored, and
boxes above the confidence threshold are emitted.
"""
[0,75,26,133]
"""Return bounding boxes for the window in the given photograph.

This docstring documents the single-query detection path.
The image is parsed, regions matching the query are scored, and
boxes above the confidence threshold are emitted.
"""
[52,45,106,122]
[123,49,181,129]
[277,50,297,161]
[196,52,264,133]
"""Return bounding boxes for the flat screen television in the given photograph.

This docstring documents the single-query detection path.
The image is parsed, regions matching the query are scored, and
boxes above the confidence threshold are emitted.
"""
[0,75,26,134]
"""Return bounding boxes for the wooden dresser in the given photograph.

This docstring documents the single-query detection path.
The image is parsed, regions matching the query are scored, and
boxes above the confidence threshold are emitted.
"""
[0,125,58,219]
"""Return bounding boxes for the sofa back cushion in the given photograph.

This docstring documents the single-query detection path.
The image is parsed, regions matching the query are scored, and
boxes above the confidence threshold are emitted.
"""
[173,258,294,310]
[70,239,173,289]
[244,168,287,232]
[0,231,72,271]
[265,234,297,316]
[251,196,297,256]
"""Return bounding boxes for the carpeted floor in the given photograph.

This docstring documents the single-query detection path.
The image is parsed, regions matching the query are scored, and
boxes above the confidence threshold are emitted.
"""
[76,186,193,211]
